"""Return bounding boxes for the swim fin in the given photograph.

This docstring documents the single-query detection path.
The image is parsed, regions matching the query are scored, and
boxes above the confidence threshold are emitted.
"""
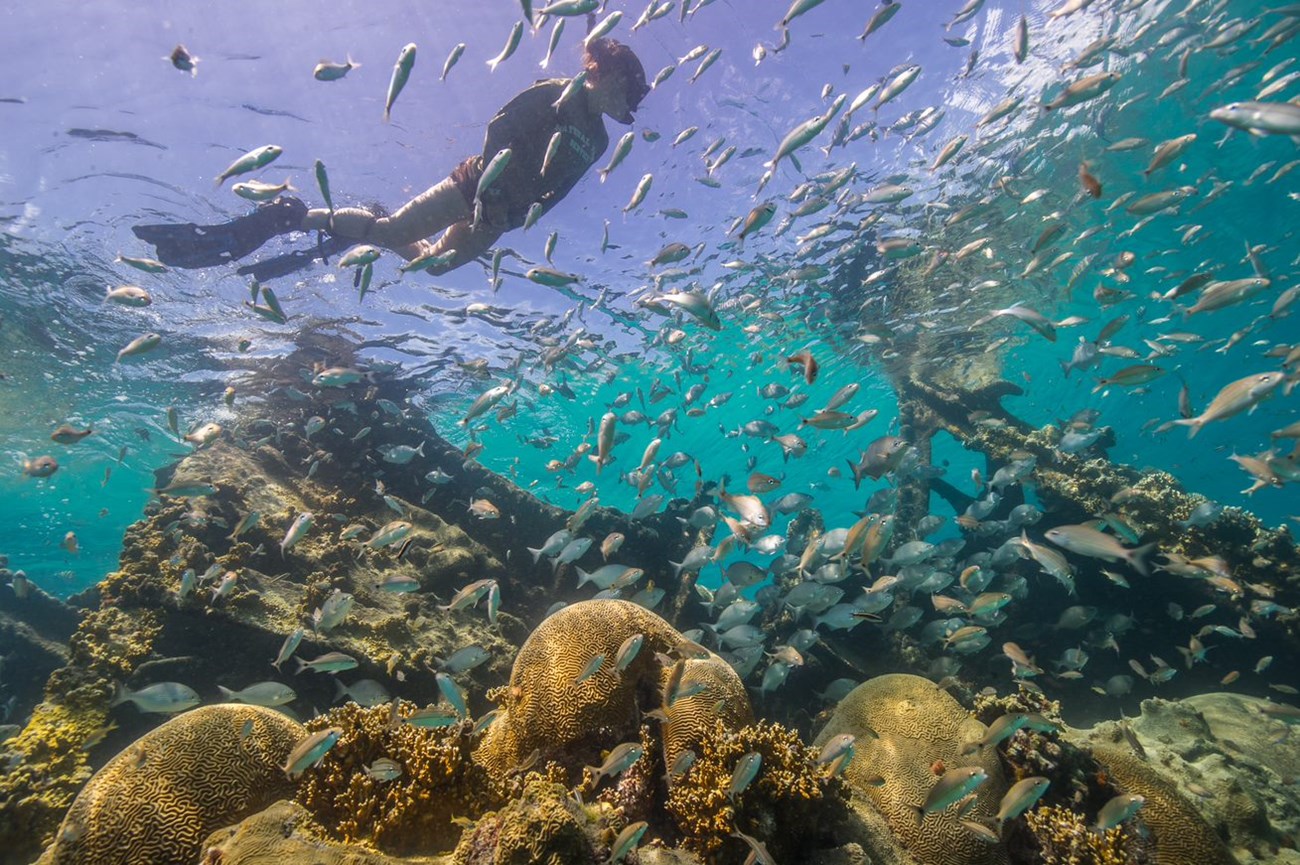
[234,233,354,282]
[132,197,307,269]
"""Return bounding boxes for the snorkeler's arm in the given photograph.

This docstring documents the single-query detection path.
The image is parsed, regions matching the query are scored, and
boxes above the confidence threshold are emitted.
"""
[409,221,503,276]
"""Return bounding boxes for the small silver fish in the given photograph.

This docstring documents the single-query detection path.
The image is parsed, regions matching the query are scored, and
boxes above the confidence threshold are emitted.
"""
[283,727,343,779]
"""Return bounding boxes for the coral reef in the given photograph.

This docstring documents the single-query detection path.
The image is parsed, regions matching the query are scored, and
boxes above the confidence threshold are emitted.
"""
[814,673,1009,865]
[900,370,1298,596]
[474,600,747,785]
[666,719,850,862]
[452,776,603,865]
[1022,804,1140,865]
[1068,692,1300,864]
[199,800,431,865]
[11,344,699,865]
[35,704,302,865]
[0,605,163,862]
[296,701,499,854]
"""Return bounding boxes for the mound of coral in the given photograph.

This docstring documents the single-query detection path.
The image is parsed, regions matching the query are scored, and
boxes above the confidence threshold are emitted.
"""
[36,704,303,865]
[814,673,1009,865]
[1067,692,1300,864]
[453,776,605,865]
[474,599,750,784]
[200,800,416,865]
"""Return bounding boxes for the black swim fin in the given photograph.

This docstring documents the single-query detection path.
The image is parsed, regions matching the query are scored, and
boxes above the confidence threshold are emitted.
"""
[234,233,354,281]
[132,197,307,269]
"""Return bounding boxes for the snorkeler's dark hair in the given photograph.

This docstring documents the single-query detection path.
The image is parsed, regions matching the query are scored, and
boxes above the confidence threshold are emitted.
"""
[583,38,649,109]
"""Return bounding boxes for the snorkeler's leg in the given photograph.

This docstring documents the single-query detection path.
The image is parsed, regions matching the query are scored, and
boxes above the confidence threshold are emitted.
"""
[299,206,379,237]
[370,177,474,248]
[301,177,473,249]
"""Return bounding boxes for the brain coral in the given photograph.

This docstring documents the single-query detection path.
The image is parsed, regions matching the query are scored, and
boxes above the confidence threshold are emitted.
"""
[474,599,746,783]
[660,656,754,773]
[37,704,303,865]
[1090,744,1239,865]
[813,673,1009,865]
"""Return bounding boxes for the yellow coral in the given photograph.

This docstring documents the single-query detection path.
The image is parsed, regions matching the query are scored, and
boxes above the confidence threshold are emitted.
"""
[814,673,1009,865]
[35,704,303,865]
[296,701,500,854]
[660,655,753,773]
[666,720,848,861]
[474,600,743,784]
[0,702,99,861]
[1,607,164,862]
[1023,805,1132,865]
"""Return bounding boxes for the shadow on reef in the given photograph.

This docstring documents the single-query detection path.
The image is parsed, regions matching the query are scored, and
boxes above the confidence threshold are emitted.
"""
[5,335,1299,865]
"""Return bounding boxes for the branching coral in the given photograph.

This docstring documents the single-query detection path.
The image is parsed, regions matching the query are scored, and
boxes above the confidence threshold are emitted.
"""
[666,719,849,862]
[296,700,501,854]
[1023,805,1138,865]
[972,686,1097,812]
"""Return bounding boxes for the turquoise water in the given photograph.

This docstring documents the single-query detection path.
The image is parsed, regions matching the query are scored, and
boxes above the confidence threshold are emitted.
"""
[0,0,1295,605]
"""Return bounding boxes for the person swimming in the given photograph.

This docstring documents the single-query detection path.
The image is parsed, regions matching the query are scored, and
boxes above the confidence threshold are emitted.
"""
[132,38,649,279]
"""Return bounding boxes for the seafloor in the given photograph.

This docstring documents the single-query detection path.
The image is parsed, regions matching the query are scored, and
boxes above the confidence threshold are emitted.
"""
[2,342,1298,865]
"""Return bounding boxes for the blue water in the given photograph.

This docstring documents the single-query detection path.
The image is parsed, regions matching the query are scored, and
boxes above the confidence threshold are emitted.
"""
[0,0,1295,598]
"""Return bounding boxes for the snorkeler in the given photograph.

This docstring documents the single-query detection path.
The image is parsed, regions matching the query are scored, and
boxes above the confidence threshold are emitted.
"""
[132,38,649,279]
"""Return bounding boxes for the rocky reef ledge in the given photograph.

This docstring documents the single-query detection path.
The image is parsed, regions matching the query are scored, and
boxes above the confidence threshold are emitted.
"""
[4,351,1297,865]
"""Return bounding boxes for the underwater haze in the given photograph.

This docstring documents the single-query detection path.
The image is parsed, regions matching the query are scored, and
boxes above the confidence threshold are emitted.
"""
[2,0,1300,861]
[1,0,1297,596]
[2,1,1297,592]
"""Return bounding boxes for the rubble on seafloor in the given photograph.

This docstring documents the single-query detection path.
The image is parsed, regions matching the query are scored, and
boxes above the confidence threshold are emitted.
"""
[3,351,1300,865]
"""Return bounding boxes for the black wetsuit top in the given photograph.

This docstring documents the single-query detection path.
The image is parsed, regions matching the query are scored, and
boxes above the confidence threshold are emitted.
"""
[450,79,610,230]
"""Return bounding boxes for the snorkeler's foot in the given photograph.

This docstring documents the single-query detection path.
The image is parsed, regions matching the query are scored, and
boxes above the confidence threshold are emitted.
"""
[132,196,308,268]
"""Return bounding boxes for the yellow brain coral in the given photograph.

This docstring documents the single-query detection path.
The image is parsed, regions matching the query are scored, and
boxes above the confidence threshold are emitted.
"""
[37,704,303,865]
[474,599,745,783]
[660,655,754,772]
[296,701,499,854]
[814,673,1009,865]
[1090,745,1239,865]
